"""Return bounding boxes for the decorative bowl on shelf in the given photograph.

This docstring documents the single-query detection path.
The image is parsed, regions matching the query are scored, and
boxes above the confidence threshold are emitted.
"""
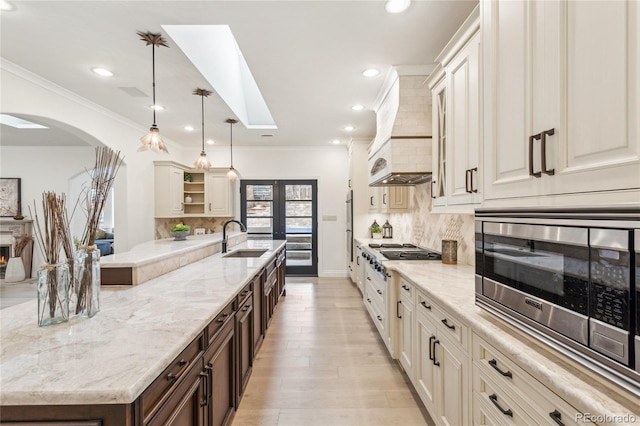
[170,230,190,241]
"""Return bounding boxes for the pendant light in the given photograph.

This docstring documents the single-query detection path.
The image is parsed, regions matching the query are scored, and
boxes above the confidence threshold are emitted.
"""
[193,88,212,170]
[226,118,239,181]
[137,31,169,153]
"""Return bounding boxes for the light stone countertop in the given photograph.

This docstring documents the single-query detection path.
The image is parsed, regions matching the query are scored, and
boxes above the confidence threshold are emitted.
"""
[0,239,286,406]
[383,259,640,422]
[100,231,245,268]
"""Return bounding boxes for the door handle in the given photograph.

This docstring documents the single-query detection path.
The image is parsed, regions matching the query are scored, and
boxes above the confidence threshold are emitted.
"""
[382,193,387,205]
[397,300,402,319]
[489,394,513,417]
[370,196,374,206]
[432,339,440,366]
[541,128,555,176]
[470,167,478,193]
[465,169,472,193]
[209,202,211,211]
[431,180,436,199]
[529,133,542,178]
[428,336,436,361]
[199,371,209,407]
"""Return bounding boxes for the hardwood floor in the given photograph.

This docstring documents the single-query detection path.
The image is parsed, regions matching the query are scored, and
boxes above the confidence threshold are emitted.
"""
[233,277,432,426]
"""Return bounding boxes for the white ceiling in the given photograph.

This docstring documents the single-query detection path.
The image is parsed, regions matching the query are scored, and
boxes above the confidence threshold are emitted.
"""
[0,0,477,148]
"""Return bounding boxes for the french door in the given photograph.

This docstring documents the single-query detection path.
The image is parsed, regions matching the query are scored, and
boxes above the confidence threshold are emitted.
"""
[240,180,317,276]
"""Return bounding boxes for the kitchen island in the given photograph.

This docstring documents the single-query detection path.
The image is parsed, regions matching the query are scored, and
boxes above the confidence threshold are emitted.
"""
[0,238,287,425]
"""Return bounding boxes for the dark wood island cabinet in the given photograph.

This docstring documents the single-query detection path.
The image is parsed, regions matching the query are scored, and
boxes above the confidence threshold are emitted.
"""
[0,246,287,426]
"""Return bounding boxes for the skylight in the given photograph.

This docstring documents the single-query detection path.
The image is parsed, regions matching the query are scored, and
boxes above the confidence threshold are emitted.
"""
[163,25,277,130]
[0,114,48,129]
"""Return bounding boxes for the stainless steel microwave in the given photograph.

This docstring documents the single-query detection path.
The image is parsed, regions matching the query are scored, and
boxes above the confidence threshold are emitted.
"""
[475,208,640,397]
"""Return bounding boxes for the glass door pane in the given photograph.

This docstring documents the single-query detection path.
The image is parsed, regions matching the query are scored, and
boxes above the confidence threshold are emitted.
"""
[284,184,314,269]
[244,184,274,238]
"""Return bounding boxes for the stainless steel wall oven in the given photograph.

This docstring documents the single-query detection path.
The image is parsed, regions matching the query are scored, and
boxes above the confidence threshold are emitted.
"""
[475,208,639,397]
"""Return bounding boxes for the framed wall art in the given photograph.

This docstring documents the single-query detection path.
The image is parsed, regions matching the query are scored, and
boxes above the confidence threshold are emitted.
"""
[0,178,21,217]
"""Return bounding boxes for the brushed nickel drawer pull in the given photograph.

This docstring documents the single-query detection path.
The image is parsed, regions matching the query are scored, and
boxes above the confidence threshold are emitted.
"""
[488,359,512,378]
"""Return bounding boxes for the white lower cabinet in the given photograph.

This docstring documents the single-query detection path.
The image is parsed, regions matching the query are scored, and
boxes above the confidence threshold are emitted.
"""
[413,289,469,426]
[473,334,586,426]
[383,273,594,426]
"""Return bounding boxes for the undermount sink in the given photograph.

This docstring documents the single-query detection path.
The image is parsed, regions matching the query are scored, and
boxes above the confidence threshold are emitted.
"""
[223,249,268,258]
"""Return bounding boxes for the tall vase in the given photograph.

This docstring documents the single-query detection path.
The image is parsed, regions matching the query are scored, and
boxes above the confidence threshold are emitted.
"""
[5,257,26,282]
[74,246,100,318]
[37,263,70,327]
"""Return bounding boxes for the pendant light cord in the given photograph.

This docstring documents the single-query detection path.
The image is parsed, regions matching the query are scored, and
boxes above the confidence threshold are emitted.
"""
[201,94,205,151]
[229,121,234,168]
[152,44,156,125]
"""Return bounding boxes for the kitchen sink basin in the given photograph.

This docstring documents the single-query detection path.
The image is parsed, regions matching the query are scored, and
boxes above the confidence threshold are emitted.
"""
[223,249,268,258]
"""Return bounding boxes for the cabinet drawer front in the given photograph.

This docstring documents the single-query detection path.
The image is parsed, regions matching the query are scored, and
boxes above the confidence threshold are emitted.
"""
[416,290,467,349]
[206,302,235,346]
[473,335,585,426]
[237,281,253,306]
[139,334,203,423]
[398,277,415,303]
[473,368,532,426]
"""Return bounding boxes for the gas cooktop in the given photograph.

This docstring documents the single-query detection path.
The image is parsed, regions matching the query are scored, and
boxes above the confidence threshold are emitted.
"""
[379,250,442,261]
[368,243,418,249]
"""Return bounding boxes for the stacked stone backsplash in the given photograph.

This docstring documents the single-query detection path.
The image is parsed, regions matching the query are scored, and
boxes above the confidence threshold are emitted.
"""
[388,183,475,265]
[155,217,235,240]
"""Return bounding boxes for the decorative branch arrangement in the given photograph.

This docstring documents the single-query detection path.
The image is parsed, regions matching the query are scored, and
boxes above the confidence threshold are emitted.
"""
[75,146,124,316]
[13,234,32,257]
[30,192,71,323]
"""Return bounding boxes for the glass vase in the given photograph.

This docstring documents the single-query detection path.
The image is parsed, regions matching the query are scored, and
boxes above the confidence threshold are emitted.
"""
[37,263,70,327]
[74,246,100,318]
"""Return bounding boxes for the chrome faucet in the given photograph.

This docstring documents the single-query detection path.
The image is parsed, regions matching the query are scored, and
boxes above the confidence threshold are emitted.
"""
[222,220,247,253]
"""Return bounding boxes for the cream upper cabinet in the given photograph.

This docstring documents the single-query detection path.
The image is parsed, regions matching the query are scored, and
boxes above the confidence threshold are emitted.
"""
[380,187,409,212]
[428,7,482,211]
[205,169,235,217]
[367,186,380,213]
[482,0,640,204]
[154,162,186,218]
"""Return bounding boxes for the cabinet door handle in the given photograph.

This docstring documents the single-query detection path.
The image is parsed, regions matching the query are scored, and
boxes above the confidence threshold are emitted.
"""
[471,167,478,193]
[376,289,382,295]
[489,394,513,417]
[348,179,352,188]
[529,133,542,177]
[432,339,440,366]
[199,371,209,407]
[428,336,436,361]
[441,318,456,330]
[421,300,431,310]
[549,410,565,426]
[397,300,402,319]
[356,256,360,266]
[370,196,374,206]
[209,202,212,211]
[488,359,512,378]
[541,128,555,176]
[431,180,437,199]
[181,202,184,211]
[382,193,387,205]
[465,169,472,193]
[376,315,382,322]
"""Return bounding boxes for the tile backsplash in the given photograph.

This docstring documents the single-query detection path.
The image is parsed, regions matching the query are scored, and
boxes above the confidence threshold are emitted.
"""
[388,183,475,265]
[155,217,237,240]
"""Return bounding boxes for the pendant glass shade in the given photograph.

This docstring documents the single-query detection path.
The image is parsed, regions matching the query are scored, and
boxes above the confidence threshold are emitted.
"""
[195,151,211,170]
[139,124,169,153]
[227,166,238,182]
[138,31,169,154]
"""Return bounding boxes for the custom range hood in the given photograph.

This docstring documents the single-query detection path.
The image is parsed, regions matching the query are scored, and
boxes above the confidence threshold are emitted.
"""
[368,70,432,186]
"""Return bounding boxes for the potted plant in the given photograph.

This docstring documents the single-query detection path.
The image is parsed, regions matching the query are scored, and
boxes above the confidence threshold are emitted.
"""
[369,224,382,239]
[171,224,190,241]
[184,172,193,182]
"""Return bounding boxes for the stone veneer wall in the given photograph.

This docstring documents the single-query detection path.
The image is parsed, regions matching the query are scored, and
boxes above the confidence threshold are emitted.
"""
[388,183,475,266]
[155,217,236,240]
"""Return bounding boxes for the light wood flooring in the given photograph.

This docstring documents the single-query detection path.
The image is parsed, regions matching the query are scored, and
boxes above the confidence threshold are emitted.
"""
[233,277,432,426]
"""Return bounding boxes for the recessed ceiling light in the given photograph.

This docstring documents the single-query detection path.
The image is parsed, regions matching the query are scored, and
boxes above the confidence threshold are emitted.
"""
[0,1,14,11]
[332,139,341,145]
[351,104,364,111]
[362,68,380,78]
[150,104,165,111]
[344,126,355,131]
[206,139,215,145]
[184,125,195,132]
[91,67,113,77]
[0,114,48,129]
[385,0,411,13]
